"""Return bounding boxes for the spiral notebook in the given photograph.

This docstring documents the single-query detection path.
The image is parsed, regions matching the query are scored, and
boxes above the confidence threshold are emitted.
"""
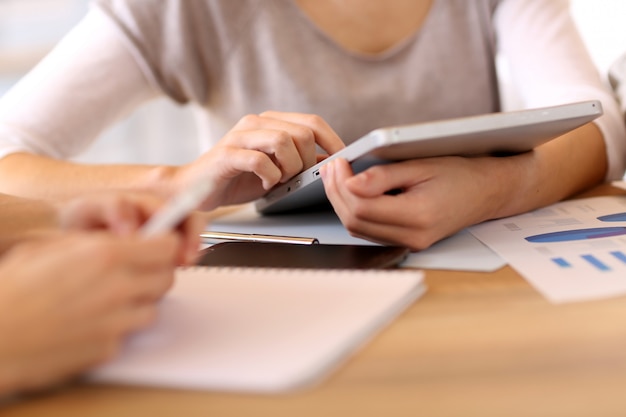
[88,266,425,393]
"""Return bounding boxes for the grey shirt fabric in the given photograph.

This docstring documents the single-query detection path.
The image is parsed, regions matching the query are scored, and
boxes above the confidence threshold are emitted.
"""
[1,0,624,178]
[95,0,501,145]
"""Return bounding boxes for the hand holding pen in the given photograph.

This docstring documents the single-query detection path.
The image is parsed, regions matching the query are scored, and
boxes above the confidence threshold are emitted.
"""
[140,177,318,255]
[136,179,212,264]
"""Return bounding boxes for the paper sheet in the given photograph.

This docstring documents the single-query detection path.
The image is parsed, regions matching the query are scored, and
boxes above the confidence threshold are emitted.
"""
[89,267,425,393]
[470,196,626,303]
[209,205,505,272]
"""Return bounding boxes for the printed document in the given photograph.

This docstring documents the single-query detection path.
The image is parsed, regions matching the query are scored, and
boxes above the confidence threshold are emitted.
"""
[470,196,626,303]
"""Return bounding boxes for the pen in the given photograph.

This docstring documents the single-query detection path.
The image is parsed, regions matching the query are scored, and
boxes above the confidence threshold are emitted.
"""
[141,179,214,237]
[200,231,319,245]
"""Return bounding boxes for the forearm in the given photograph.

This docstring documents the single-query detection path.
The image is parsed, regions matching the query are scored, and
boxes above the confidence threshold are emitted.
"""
[0,194,60,254]
[496,0,626,180]
[0,8,165,200]
[488,122,607,220]
[0,153,179,201]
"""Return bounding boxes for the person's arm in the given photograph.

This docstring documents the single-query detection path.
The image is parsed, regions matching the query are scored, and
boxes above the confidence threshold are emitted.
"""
[0,9,163,200]
[321,0,625,250]
[0,191,206,264]
[0,194,59,254]
[0,191,208,396]
[0,232,180,396]
[322,122,605,249]
[473,0,622,207]
[495,0,626,180]
[0,9,345,205]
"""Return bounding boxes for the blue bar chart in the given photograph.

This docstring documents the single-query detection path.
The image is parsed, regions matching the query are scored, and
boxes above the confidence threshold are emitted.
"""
[470,196,626,303]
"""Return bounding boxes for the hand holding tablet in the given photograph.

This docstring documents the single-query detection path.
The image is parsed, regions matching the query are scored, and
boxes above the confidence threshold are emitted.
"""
[255,100,603,214]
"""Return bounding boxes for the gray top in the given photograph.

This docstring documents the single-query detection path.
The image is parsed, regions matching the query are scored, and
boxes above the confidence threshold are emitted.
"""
[1,0,624,178]
[95,0,501,144]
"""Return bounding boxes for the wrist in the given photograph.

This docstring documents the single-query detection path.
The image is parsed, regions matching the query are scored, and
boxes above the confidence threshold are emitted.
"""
[474,153,533,221]
[166,163,224,211]
[138,165,181,200]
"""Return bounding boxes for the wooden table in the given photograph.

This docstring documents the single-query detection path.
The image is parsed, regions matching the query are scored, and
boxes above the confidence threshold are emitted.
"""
[4,183,626,417]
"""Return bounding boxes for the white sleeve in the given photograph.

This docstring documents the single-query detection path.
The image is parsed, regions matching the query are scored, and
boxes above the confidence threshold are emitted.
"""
[495,0,626,181]
[0,7,159,160]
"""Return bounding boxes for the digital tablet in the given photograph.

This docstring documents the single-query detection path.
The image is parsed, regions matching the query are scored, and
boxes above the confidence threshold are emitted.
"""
[255,100,603,215]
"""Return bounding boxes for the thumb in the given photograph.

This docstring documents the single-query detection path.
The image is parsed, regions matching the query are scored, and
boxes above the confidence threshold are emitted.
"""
[346,161,417,198]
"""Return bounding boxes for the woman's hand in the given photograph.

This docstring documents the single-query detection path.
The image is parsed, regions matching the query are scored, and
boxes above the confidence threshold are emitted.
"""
[174,111,345,210]
[321,122,608,251]
[320,156,513,250]
[0,233,180,396]
[58,193,206,265]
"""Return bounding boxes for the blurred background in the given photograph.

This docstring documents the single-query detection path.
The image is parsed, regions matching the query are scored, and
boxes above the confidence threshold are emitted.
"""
[1,0,625,166]
[0,0,198,165]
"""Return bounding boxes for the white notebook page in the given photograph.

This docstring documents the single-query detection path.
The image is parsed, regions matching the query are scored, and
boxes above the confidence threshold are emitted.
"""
[89,267,425,393]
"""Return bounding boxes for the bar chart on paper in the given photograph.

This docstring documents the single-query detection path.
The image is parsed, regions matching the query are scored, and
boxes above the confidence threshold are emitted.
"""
[546,248,626,272]
[524,226,626,272]
[469,196,626,303]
